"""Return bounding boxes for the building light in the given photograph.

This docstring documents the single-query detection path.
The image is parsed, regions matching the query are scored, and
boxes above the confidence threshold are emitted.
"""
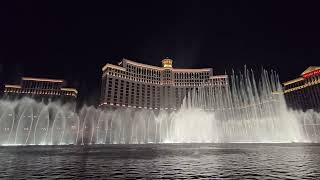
[303,69,320,78]
[22,77,64,83]
[5,85,22,89]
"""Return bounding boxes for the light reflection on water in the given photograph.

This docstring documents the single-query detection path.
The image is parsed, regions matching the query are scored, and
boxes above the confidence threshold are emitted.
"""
[0,143,320,179]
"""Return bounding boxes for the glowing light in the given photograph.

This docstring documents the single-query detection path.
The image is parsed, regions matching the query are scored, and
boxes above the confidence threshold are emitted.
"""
[22,77,64,83]
[162,58,173,68]
[4,85,22,88]
[303,69,320,78]
[61,88,78,94]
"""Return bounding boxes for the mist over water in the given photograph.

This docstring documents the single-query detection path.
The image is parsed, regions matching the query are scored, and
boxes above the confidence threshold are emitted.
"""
[0,68,318,145]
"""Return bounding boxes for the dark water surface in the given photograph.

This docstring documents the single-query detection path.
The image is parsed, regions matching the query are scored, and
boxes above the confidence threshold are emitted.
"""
[0,143,320,179]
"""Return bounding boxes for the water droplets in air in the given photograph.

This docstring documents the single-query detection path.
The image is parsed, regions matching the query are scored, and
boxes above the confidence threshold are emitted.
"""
[0,68,317,145]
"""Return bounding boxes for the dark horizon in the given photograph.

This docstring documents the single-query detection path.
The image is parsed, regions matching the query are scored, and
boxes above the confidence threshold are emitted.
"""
[1,1,320,106]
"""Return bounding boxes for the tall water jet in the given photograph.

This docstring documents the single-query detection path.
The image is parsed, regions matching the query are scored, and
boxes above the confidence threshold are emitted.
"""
[0,68,316,145]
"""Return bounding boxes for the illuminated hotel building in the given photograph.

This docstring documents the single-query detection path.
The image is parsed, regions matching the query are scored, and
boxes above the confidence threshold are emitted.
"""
[100,58,228,110]
[3,77,78,102]
[283,66,320,112]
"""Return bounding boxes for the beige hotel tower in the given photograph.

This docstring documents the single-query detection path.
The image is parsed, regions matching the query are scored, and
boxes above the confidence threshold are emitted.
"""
[100,58,228,110]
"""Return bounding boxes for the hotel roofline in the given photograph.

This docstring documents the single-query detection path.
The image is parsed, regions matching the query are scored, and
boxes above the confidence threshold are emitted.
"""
[102,58,213,73]
[4,84,22,88]
[60,88,78,94]
[283,66,320,94]
[4,76,78,97]
[283,77,304,86]
[283,66,320,86]
[22,77,64,83]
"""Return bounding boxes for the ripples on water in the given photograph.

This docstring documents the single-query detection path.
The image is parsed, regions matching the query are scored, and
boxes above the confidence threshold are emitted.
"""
[0,144,320,179]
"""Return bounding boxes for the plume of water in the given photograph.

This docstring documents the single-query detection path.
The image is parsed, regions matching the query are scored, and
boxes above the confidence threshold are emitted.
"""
[0,68,317,145]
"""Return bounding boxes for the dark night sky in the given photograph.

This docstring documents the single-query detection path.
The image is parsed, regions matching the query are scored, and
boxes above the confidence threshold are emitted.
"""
[0,1,320,106]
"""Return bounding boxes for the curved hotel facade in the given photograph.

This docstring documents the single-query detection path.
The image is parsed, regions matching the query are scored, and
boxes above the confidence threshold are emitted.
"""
[100,58,228,110]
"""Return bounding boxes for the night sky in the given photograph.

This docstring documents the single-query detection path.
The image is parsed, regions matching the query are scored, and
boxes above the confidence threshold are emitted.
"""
[1,1,320,106]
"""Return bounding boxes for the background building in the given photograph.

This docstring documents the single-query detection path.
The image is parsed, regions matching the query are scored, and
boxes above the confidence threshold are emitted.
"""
[3,77,78,103]
[100,58,228,110]
[283,66,320,112]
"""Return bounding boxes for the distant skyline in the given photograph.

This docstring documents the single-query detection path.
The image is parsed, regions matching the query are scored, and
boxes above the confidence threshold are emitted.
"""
[1,1,320,105]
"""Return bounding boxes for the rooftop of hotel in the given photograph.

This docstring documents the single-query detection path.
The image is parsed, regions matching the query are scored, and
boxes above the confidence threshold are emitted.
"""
[301,66,320,76]
[283,66,320,86]
[22,77,64,83]
[283,77,304,86]
[102,58,213,72]
[4,77,78,94]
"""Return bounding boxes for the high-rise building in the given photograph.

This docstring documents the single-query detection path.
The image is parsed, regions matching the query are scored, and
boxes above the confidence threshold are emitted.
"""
[100,58,228,110]
[283,66,320,111]
[3,77,78,102]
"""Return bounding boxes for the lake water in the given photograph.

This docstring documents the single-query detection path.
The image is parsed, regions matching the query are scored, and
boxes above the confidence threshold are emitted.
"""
[0,144,319,179]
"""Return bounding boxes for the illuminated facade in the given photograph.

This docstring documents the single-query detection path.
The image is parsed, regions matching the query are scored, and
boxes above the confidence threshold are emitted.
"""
[100,58,228,110]
[3,77,78,102]
[283,66,320,111]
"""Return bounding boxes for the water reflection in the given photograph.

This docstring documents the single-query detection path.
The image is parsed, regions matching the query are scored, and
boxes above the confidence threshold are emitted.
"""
[0,144,320,179]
